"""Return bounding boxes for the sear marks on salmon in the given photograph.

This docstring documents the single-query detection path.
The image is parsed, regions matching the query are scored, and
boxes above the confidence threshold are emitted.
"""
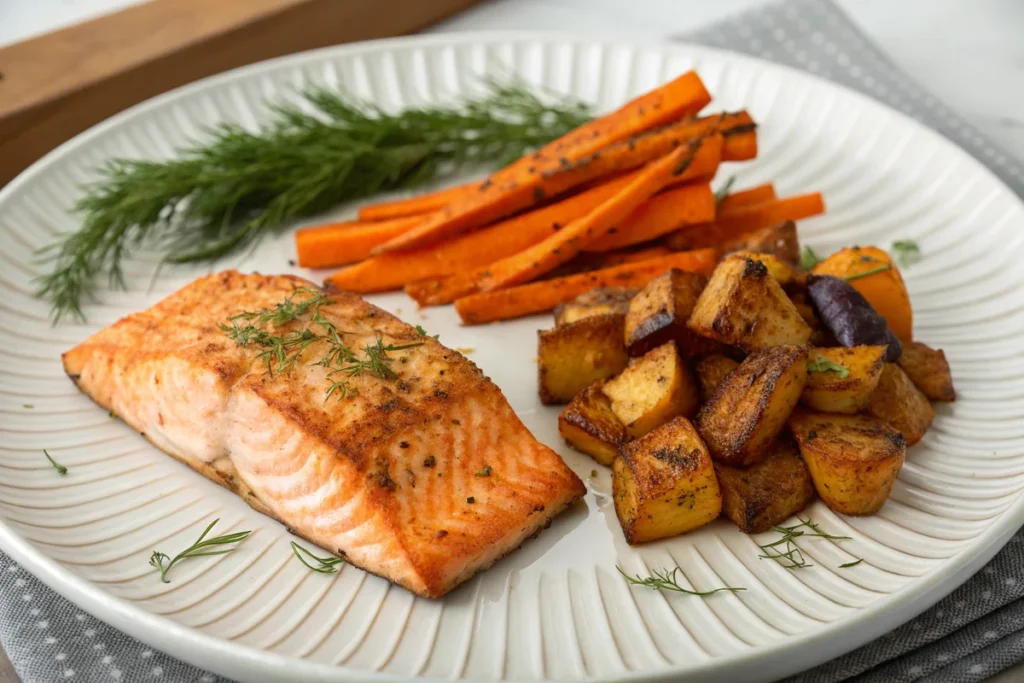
[63,270,584,598]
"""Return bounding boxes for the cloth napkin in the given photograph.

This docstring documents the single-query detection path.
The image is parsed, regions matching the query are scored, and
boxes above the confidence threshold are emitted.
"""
[2,1,1023,682]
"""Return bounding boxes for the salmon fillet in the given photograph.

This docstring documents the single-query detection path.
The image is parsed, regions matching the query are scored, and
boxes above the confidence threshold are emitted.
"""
[62,270,585,598]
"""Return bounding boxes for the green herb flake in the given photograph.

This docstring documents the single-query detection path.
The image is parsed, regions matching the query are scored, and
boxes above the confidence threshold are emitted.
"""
[474,465,492,477]
[290,541,345,574]
[23,404,33,409]
[618,566,744,596]
[149,519,250,583]
[713,175,737,205]
[807,357,850,379]
[800,245,823,270]
[891,239,921,267]
[839,559,864,568]
[43,449,67,476]
[415,324,439,339]
[845,264,891,282]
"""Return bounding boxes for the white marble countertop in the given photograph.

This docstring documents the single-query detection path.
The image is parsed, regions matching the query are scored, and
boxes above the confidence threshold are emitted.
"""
[1,1,1023,681]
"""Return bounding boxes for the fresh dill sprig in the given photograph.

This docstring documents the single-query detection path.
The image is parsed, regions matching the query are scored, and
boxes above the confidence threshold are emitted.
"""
[758,518,855,570]
[149,519,251,583]
[36,82,592,323]
[415,324,438,339]
[222,290,422,400]
[43,449,67,476]
[290,541,345,574]
[617,566,745,596]
[891,239,921,267]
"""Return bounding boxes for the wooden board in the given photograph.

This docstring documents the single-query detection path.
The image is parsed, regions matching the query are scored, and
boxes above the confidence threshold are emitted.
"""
[0,0,479,186]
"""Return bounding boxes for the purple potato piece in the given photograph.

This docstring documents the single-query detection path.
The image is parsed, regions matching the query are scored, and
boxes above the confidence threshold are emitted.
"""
[807,274,902,362]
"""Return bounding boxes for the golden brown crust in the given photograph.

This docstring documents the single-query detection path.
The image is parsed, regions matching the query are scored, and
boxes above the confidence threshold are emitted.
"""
[897,341,956,402]
[558,382,628,466]
[865,363,935,446]
[695,345,808,467]
[537,314,628,404]
[721,220,800,264]
[623,269,716,358]
[715,436,814,533]
[554,287,636,325]
[63,270,585,599]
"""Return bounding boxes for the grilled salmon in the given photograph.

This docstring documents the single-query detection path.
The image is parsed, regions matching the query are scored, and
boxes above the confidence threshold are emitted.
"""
[63,271,585,597]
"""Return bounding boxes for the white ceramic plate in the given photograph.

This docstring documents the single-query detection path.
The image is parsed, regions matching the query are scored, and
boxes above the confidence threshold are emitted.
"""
[1,32,1023,683]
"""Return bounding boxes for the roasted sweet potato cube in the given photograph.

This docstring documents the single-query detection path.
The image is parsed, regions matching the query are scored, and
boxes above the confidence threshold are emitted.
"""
[715,436,815,533]
[866,363,935,446]
[554,287,636,326]
[624,269,716,357]
[538,314,628,404]
[724,252,797,286]
[897,341,956,402]
[602,342,699,437]
[802,346,887,414]
[694,355,740,403]
[722,220,800,264]
[613,416,721,543]
[687,257,811,351]
[696,345,808,466]
[789,408,906,515]
[558,382,627,466]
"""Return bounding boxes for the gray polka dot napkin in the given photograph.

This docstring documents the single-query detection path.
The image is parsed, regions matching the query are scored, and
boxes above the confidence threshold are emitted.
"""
[2,1,1023,682]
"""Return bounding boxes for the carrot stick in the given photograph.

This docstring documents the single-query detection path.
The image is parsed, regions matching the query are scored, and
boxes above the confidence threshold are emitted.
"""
[454,249,717,325]
[356,71,712,222]
[375,112,751,254]
[583,181,714,252]
[294,215,426,268]
[546,245,675,279]
[666,192,825,251]
[478,137,716,291]
[722,129,758,162]
[717,183,776,215]
[326,174,637,293]
[357,186,465,222]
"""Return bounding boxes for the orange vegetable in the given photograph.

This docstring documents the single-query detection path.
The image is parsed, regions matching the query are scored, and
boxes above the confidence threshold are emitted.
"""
[811,246,914,341]
[722,129,758,162]
[717,183,777,215]
[356,71,712,222]
[326,174,637,292]
[665,192,825,251]
[357,186,465,222]
[479,138,715,291]
[374,112,750,254]
[584,181,715,252]
[453,249,717,325]
[294,215,426,268]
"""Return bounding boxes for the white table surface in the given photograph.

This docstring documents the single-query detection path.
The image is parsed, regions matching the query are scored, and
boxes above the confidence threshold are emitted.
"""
[1,1,1023,681]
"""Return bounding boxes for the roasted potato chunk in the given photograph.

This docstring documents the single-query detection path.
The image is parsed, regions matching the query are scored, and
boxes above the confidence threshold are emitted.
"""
[687,257,811,351]
[554,287,636,326]
[613,416,721,543]
[624,268,717,357]
[722,220,799,264]
[897,341,956,402]
[602,342,699,437]
[789,408,906,515]
[538,314,628,404]
[725,252,797,286]
[558,382,627,466]
[696,345,808,466]
[715,437,815,533]
[695,355,740,403]
[802,345,887,414]
[866,363,934,446]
